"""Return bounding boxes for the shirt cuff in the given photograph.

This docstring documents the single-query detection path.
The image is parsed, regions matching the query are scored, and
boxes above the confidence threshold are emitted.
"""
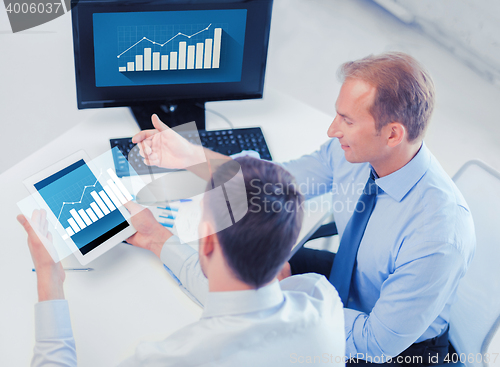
[230,150,261,160]
[160,235,198,277]
[345,307,390,359]
[34,300,73,341]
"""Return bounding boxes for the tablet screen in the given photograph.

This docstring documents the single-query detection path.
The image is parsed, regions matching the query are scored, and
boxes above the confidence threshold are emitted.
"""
[34,159,130,255]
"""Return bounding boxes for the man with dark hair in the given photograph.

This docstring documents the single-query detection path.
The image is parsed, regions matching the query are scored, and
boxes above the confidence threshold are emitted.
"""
[19,156,346,366]
[205,158,305,288]
[134,52,475,365]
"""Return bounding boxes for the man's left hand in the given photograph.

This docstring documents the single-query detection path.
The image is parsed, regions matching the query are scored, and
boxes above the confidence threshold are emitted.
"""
[124,201,173,258]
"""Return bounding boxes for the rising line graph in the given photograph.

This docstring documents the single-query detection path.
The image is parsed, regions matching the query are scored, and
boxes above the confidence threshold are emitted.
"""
[54,169,102,228]
[117,23,212,58]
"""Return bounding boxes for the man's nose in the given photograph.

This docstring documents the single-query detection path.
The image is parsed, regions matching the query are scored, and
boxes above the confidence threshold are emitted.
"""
[327,115,342,138]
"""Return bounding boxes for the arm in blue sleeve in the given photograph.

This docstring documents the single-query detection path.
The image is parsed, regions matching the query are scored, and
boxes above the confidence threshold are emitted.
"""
[280,139,337,200]
[32,300,77,367]
[160,236,208,307]
[344,242,466,358]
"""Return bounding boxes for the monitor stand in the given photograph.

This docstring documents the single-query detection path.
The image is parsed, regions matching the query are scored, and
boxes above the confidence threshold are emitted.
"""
[130,102,206,131]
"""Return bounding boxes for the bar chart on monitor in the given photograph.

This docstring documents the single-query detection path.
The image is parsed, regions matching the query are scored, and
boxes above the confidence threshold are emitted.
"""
[117,23,224,73]
[93,10,247,86]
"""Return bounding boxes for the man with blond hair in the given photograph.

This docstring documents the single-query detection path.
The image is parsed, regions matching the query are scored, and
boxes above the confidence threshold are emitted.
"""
[281,52,475,364]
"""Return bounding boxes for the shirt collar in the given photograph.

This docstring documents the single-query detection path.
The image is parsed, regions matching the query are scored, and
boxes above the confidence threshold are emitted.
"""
[373,142,430,202]
[201,280,284,318]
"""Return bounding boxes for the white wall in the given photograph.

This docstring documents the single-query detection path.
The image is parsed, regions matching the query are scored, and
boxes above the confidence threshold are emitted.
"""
[373,0,500,85]
[265,0,500,176]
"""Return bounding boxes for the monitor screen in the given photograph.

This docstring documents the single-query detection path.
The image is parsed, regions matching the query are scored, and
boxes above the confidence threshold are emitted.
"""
[72,0,273,111]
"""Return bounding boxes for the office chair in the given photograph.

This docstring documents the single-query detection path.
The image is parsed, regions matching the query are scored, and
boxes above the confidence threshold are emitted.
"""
[306,221,338,242]
[447,160,500,367]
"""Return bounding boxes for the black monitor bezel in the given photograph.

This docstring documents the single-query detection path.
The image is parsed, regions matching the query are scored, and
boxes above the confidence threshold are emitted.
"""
[71,0,273,109]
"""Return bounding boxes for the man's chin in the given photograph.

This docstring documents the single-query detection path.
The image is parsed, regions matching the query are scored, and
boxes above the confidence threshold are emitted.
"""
[343,152,357,163]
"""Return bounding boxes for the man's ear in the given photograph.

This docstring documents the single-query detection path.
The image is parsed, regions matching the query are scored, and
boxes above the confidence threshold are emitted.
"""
[199,221,216,257]
[386,122,406,147]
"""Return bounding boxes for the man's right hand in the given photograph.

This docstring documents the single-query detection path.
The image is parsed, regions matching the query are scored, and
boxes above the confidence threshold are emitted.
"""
[125,201,173,259]
[132,114,206,170]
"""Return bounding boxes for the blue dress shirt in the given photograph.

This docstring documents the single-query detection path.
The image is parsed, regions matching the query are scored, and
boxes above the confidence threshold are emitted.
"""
[281,139,476,358]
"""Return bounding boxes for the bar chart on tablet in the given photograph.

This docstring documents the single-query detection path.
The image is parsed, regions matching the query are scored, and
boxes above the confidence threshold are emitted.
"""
[56,169,132,240]
[35,161,131,249]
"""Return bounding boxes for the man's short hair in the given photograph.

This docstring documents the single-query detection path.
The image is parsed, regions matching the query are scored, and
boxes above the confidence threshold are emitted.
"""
[338,52,435,142]
[204,157,304,288]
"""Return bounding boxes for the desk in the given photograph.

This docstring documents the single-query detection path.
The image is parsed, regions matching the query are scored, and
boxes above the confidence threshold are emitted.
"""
[0,88,334,366]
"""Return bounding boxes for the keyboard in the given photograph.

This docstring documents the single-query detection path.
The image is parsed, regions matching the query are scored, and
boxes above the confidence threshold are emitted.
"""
[110,127,272,177]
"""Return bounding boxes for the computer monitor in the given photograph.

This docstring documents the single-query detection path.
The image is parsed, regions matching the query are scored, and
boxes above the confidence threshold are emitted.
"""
[71,0,273,130]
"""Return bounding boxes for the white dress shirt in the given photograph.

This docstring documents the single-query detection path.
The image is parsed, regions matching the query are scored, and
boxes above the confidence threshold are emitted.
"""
[33,236,346,366]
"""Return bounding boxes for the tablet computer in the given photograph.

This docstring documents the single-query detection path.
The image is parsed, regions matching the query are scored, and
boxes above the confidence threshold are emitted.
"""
[22,150,137,265]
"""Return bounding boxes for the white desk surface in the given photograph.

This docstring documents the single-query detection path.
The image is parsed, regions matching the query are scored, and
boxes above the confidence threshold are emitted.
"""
[0,88,334,366]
